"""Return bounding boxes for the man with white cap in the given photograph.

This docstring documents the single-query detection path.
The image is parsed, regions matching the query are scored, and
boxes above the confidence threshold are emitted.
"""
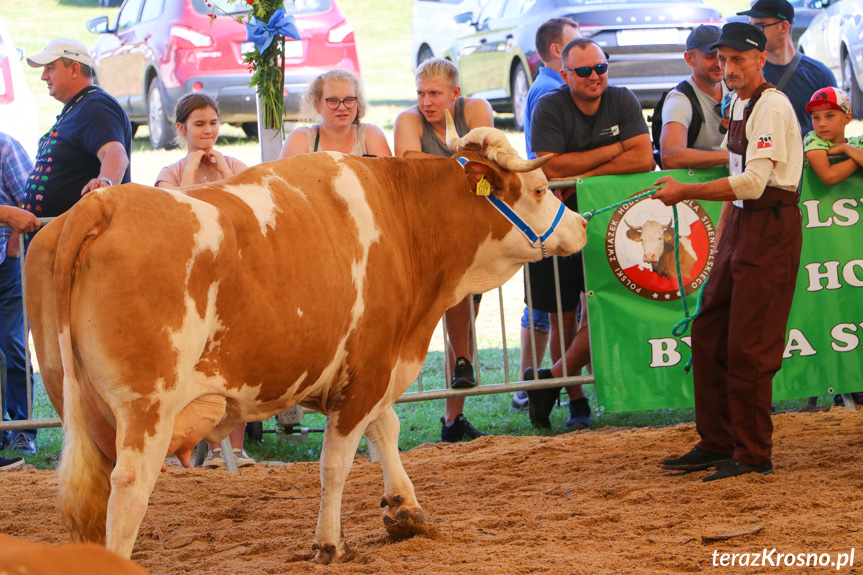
[654,23,803,481]
[24,38,132,218]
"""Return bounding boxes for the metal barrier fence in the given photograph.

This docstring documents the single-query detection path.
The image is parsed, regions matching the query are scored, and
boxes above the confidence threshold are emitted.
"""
[0,180,590,436]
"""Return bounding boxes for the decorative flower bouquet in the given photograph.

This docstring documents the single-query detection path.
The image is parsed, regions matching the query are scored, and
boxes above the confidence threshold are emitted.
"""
[211,0,301,134]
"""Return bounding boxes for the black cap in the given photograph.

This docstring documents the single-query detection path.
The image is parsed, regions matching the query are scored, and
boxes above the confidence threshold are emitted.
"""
[686,25,721,52]
[711,22,767,52]
[737,0,795,22]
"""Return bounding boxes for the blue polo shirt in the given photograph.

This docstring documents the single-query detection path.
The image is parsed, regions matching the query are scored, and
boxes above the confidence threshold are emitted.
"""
[25,86,132,218]
[524,67,564,159]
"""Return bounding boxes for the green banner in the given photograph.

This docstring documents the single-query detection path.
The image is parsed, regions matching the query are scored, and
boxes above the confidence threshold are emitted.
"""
[579,167,863,413]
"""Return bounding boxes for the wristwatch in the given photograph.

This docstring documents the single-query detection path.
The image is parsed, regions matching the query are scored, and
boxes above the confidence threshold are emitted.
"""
[98,176,113,186]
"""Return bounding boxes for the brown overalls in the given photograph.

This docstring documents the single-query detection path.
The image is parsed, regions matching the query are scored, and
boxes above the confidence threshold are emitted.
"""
[692,83,803,465]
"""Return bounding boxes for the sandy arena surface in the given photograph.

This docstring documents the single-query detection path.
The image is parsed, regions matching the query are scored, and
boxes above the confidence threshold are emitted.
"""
[2,408,862,574]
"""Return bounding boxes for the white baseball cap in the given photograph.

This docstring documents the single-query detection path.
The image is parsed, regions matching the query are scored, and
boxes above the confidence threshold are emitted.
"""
[27,38,92,68]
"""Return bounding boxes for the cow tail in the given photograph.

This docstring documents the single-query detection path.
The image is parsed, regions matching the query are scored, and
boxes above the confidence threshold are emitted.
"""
[54,195,113,544]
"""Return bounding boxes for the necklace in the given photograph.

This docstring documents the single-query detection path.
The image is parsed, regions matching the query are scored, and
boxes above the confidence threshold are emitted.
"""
[197,164,216,182]
[188,155,218,183]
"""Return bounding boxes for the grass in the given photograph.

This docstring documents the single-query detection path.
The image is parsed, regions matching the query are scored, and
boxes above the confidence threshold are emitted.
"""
[3,349,829,470]
[0,0,838,470]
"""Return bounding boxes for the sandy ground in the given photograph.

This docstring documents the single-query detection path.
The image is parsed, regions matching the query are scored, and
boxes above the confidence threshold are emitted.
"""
[2,408,862,574]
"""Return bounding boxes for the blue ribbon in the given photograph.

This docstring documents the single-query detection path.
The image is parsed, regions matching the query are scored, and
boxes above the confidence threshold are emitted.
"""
[245,8,301,55]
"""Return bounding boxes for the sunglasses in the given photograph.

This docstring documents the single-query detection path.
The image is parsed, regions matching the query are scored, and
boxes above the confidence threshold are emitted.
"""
[563,63,609,78]
[324,97,358,110]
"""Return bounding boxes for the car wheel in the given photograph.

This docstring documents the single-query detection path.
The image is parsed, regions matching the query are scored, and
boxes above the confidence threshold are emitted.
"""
[842,55,863,119]
[148,79,176,149]
[241,122,259,138]
[417,44,434,67]
[510,61,529,132]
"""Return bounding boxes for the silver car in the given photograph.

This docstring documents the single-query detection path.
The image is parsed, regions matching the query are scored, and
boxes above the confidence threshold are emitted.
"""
[443,0,724,130]
[797,0,863,117]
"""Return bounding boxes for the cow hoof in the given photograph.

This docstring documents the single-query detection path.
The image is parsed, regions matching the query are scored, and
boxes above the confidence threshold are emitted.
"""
[312,540,353,564]
[381,494,426,540]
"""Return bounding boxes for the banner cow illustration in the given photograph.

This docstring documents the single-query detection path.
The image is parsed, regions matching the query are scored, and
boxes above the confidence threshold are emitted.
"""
[625,219,697,280]
[25,118,587,563]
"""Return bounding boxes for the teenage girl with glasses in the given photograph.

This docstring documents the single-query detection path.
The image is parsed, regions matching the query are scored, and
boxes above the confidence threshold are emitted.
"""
[280,70,392,158]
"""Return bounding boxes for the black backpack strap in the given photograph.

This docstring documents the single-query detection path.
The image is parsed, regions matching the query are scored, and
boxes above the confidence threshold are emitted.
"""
[776,52,803,91]
[674,80,703,149]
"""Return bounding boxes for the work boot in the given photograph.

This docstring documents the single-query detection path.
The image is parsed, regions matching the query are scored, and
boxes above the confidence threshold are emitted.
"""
[661,447,732,471]
[703,459,773,482]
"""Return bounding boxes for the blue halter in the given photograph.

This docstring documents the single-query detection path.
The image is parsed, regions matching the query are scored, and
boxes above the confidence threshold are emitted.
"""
[455,156,566,258]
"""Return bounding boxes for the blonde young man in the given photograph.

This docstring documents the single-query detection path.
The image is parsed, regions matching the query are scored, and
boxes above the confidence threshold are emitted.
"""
[393,58,493,442]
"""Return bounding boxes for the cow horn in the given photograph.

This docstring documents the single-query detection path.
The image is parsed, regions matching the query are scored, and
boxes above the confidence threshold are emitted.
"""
[446,109,460,150]
[623,219,640,232]
[495,152,552,173]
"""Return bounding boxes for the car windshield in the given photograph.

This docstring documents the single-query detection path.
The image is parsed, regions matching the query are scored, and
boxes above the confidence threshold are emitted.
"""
[192,0,330,16]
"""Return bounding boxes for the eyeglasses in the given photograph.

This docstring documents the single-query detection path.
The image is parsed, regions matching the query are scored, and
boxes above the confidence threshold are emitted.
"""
[324,97,358,110]
[562,63,609,78]
[753,20,784,31]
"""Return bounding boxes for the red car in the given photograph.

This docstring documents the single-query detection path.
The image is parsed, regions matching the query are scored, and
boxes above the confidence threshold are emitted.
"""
[87,0,360,149]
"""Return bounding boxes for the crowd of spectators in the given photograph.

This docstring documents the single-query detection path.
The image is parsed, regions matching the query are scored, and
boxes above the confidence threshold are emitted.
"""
[2,1,855,478]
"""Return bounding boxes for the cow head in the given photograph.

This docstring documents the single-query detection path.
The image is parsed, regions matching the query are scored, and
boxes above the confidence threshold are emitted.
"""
[625,219,672,264]
[445,111,586,261]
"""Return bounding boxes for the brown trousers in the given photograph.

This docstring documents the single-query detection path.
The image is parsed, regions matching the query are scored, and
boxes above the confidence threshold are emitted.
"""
[692,189,802,465]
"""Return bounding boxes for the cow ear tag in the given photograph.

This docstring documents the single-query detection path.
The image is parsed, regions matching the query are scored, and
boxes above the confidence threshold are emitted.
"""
[476,175,491,196]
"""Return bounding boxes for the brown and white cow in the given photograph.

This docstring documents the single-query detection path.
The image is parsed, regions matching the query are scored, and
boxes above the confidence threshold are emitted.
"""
[0,534,148,575]
[25,118,586,563]
[625,219,697,280]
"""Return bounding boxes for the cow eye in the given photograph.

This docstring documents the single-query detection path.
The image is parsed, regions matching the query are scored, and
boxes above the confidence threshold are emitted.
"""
[535,187,544,197]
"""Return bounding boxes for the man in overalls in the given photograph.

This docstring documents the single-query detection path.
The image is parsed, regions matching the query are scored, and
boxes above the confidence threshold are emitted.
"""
[652,22,803,482]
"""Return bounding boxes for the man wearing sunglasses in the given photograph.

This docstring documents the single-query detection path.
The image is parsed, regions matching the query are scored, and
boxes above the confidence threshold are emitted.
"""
[531,38,654,180]
[524,38,653,431]
[659,25,729,170]
[738,0,835,134]
[654,23,803,481]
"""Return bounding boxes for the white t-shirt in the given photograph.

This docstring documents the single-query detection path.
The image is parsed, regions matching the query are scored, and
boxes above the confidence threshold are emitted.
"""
[661,77,728,152]
[725,88,802,207]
